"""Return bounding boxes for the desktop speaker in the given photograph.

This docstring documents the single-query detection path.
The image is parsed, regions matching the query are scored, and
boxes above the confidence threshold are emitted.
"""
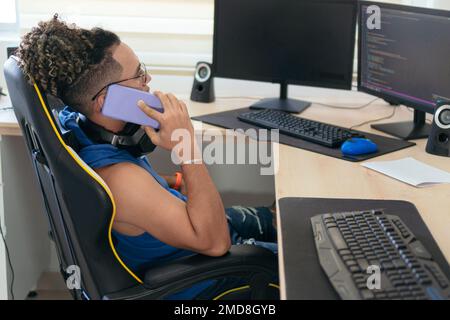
[190,62,215,103]
[426,102,450,157]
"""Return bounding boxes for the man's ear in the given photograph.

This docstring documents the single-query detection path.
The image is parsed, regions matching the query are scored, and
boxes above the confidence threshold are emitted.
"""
[93,94,106,113]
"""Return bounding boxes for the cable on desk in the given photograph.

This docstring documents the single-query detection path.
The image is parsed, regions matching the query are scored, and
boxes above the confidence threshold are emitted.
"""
[215,96,381,111]
[312,98,380,110]
[350,105,398,130]
[215,96,262,100]
[0,107,13,111]
[0,223,15,300]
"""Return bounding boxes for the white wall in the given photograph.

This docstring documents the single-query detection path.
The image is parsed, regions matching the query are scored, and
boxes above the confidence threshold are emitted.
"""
[434,0,450,9]
[1,136,50,299]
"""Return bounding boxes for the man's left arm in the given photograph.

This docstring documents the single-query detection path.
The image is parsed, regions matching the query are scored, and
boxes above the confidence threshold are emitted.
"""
[161,173,187,195]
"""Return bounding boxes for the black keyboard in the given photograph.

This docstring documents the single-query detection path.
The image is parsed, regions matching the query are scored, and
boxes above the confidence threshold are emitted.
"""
[311,209,450,300]
[237,109,365,147]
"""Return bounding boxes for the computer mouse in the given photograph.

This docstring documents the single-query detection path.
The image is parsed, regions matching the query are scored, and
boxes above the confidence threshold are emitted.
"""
[341,138,378,156]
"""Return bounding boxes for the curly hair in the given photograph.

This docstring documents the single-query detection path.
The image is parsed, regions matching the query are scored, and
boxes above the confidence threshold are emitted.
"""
[17,14,122,115]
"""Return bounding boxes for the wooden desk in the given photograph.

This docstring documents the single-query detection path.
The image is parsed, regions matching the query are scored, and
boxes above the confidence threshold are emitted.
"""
[187,94,449,300]
[271,98,450,300]
[0,95,20,136]
[1,92,449,300]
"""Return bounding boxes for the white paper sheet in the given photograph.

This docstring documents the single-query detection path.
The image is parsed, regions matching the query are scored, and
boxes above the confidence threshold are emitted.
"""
[362,157,450,187]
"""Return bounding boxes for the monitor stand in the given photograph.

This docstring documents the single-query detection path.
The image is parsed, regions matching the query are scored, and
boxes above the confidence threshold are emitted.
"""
[371,109,431,140]
[250,82,311,114]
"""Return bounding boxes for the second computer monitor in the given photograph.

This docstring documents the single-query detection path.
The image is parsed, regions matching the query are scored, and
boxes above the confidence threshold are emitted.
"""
[359,1,450,139]
[213,0,357,113]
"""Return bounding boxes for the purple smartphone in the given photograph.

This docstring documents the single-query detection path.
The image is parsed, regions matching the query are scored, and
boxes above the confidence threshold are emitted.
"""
[101,84,163,128]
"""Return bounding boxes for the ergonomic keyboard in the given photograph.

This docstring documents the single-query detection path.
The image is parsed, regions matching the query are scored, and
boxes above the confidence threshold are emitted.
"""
[237,109,365,147]
[311,209,450,300]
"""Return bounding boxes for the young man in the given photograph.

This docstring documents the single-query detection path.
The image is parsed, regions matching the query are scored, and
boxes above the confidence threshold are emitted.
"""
[18,15,277,299]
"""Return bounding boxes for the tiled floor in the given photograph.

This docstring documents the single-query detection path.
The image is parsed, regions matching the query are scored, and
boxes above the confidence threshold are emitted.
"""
[26,290,72,300]
[26,272,72,300]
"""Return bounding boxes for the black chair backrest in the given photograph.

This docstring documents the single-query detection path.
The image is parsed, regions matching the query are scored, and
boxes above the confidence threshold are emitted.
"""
[3,57,141,299]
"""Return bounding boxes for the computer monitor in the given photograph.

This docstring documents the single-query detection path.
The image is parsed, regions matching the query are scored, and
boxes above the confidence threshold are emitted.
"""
[358,1,450,140]
[213,0,358,113]
[7,46,18,58]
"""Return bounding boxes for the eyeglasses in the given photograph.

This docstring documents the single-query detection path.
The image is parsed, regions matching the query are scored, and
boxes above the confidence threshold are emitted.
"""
[91,62,148,101]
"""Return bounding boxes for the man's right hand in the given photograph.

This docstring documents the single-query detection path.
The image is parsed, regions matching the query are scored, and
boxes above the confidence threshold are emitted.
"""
[100,92,230,257]
[138,91,194,152]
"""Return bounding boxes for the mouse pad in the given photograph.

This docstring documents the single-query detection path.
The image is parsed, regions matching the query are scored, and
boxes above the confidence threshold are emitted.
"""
[278,197,450,299]
[191,107,416,162]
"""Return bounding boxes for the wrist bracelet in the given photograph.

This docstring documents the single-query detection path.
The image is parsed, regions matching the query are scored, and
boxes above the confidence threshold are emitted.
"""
[181,159,203,165]
[173,172,183,190]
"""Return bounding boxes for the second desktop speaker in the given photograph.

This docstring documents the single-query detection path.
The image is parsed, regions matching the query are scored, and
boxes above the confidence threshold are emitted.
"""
[426,101,450,157]
[190,62,215,103]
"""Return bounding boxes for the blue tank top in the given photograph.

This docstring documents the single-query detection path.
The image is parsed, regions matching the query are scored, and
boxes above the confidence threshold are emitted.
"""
[59,107,215,299]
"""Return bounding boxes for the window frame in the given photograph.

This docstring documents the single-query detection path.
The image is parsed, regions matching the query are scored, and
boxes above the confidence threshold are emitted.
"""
[0,0,19,31]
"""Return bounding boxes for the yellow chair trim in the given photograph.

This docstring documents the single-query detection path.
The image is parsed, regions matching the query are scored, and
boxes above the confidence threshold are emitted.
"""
[33,83,143,284]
